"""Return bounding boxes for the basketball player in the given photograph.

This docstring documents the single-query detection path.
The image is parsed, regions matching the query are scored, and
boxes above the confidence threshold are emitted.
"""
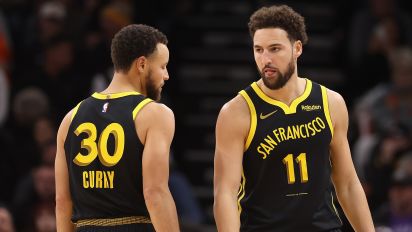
[55,24,179,231]
[213,5,374,231]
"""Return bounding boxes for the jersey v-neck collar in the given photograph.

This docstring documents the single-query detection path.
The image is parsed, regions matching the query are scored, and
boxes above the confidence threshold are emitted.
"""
[251,79,312,114]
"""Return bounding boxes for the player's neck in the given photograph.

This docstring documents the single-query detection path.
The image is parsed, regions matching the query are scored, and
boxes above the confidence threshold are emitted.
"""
[258,75,306,107]
[101,72,143,94]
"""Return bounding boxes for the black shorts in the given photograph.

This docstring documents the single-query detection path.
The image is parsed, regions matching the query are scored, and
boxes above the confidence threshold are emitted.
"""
[76,223,155,232]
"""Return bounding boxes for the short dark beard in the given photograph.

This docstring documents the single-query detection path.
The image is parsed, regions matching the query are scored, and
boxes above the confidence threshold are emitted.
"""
[259,58,295,90]
[146,70,161,101]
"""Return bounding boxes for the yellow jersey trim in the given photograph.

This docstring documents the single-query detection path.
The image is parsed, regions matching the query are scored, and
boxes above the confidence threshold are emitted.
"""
[321,86,334,138]
[331,192,342,224]
[92,91,141,99]
[132,98,153,119]
[71,101,83,121]
[251,79,312,114]
[239,90,257,151]
[237,169,246,215]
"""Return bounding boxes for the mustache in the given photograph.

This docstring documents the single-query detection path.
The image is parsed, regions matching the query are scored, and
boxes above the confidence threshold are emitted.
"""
[262,65,278,71]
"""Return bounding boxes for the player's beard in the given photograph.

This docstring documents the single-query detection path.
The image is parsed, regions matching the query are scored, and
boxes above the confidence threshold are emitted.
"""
[259,58,295,90]
[146,69,162,101]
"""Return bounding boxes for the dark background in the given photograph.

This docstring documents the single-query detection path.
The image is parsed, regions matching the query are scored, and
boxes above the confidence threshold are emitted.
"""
[1,0,412,231]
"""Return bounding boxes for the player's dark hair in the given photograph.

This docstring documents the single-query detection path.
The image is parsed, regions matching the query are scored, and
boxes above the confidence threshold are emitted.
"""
[248,5,308,44]
[111,24,168,72]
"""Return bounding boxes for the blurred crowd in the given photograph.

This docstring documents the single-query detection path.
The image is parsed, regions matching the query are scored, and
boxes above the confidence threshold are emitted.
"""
[0,0,411,231]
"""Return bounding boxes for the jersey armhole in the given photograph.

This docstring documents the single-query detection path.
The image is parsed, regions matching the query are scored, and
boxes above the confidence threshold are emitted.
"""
[239,90,257,151]
[321,86,334,138]
[132,98,153,120]
[70,101,83,122]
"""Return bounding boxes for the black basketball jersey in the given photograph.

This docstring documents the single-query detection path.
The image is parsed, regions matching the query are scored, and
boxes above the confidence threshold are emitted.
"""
[238,79,342,231]
[64,92,153,222]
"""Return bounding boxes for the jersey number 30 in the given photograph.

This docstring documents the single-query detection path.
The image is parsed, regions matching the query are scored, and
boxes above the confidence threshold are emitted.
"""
[73,122,125,167]
[282,153,309,184]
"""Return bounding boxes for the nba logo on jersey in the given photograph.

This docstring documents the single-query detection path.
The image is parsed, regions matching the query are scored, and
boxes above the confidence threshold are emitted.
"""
[102,102,109,113]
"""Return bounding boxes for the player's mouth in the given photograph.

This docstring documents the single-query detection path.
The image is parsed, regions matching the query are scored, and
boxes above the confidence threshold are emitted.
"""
[264,68,277,77]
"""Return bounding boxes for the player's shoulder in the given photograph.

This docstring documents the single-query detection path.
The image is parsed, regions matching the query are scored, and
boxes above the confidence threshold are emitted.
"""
[217,94,250,128]
[60,111,73,128]
[135,102,174,130]
[322,87,348,126]
[324,87,346,109]
[57,106,79,142]
[221,94,249,114]
[140,102,174,118]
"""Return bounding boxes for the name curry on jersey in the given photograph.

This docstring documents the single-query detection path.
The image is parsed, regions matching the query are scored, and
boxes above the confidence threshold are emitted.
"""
[82,170,114,189]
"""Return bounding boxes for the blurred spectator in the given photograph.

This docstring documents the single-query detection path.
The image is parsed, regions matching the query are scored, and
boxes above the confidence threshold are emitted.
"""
[21,1,67,69]
[347,0,412,99]
[364,126,411,209]
[100,1,133,39]
[9,87,50,179]
[353,46,412,134]
[37,1,67,44]
[348,0,412,65]
[90,66,114,93]
[87,3,135,92]
[0,127,14,202]
[12,165,55,232]
[375,153,412,231]
[0,10,12,127]
[32,201,56,232]
[33,116,56,150]
[0,205,15,232]
[370,47,412,131]
[0,68,9,127]
[12,87,49,127]
[35,139,57,168]
[0,9,12,72]
[80,1,133,89]
[352,49,412,211]
[14,36,87,120]
[32,116,57,167]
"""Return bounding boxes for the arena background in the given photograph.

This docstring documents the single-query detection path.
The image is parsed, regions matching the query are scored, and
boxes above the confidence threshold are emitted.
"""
[1,0,412,231]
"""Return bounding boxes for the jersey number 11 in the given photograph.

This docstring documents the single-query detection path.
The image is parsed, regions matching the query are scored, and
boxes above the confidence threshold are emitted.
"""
[282,153,309,184]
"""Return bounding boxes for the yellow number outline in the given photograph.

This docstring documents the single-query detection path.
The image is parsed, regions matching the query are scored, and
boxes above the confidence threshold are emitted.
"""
[73,123,125,167]
[282,153,309,184]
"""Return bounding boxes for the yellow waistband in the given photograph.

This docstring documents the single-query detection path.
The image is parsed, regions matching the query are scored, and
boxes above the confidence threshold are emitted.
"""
[75,216,151,227]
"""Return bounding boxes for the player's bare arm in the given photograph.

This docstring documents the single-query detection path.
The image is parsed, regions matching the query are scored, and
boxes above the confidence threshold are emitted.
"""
[55,111,75,232]
[136,102,180,232]
[214,95,250,232]
[328,89,375,231]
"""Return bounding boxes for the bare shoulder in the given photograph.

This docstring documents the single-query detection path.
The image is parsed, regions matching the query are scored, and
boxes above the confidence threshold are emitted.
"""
[325,88,348,127]
[57,110,74,143]
[219,94,249,121]
[216,94,250,137]
[137,102,174,123]
[326,88,346,108]
[135,102,175,144]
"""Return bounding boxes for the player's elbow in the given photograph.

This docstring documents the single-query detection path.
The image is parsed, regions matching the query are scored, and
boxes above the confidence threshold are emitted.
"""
[55,194,72,213]
[143,186,168,209]
[213,195,222,216]
[213,186,224,206]
[213,187,236,212]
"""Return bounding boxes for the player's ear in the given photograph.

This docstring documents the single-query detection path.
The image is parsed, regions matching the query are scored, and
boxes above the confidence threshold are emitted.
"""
[293,40,303,59]
[135,56,147,73]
